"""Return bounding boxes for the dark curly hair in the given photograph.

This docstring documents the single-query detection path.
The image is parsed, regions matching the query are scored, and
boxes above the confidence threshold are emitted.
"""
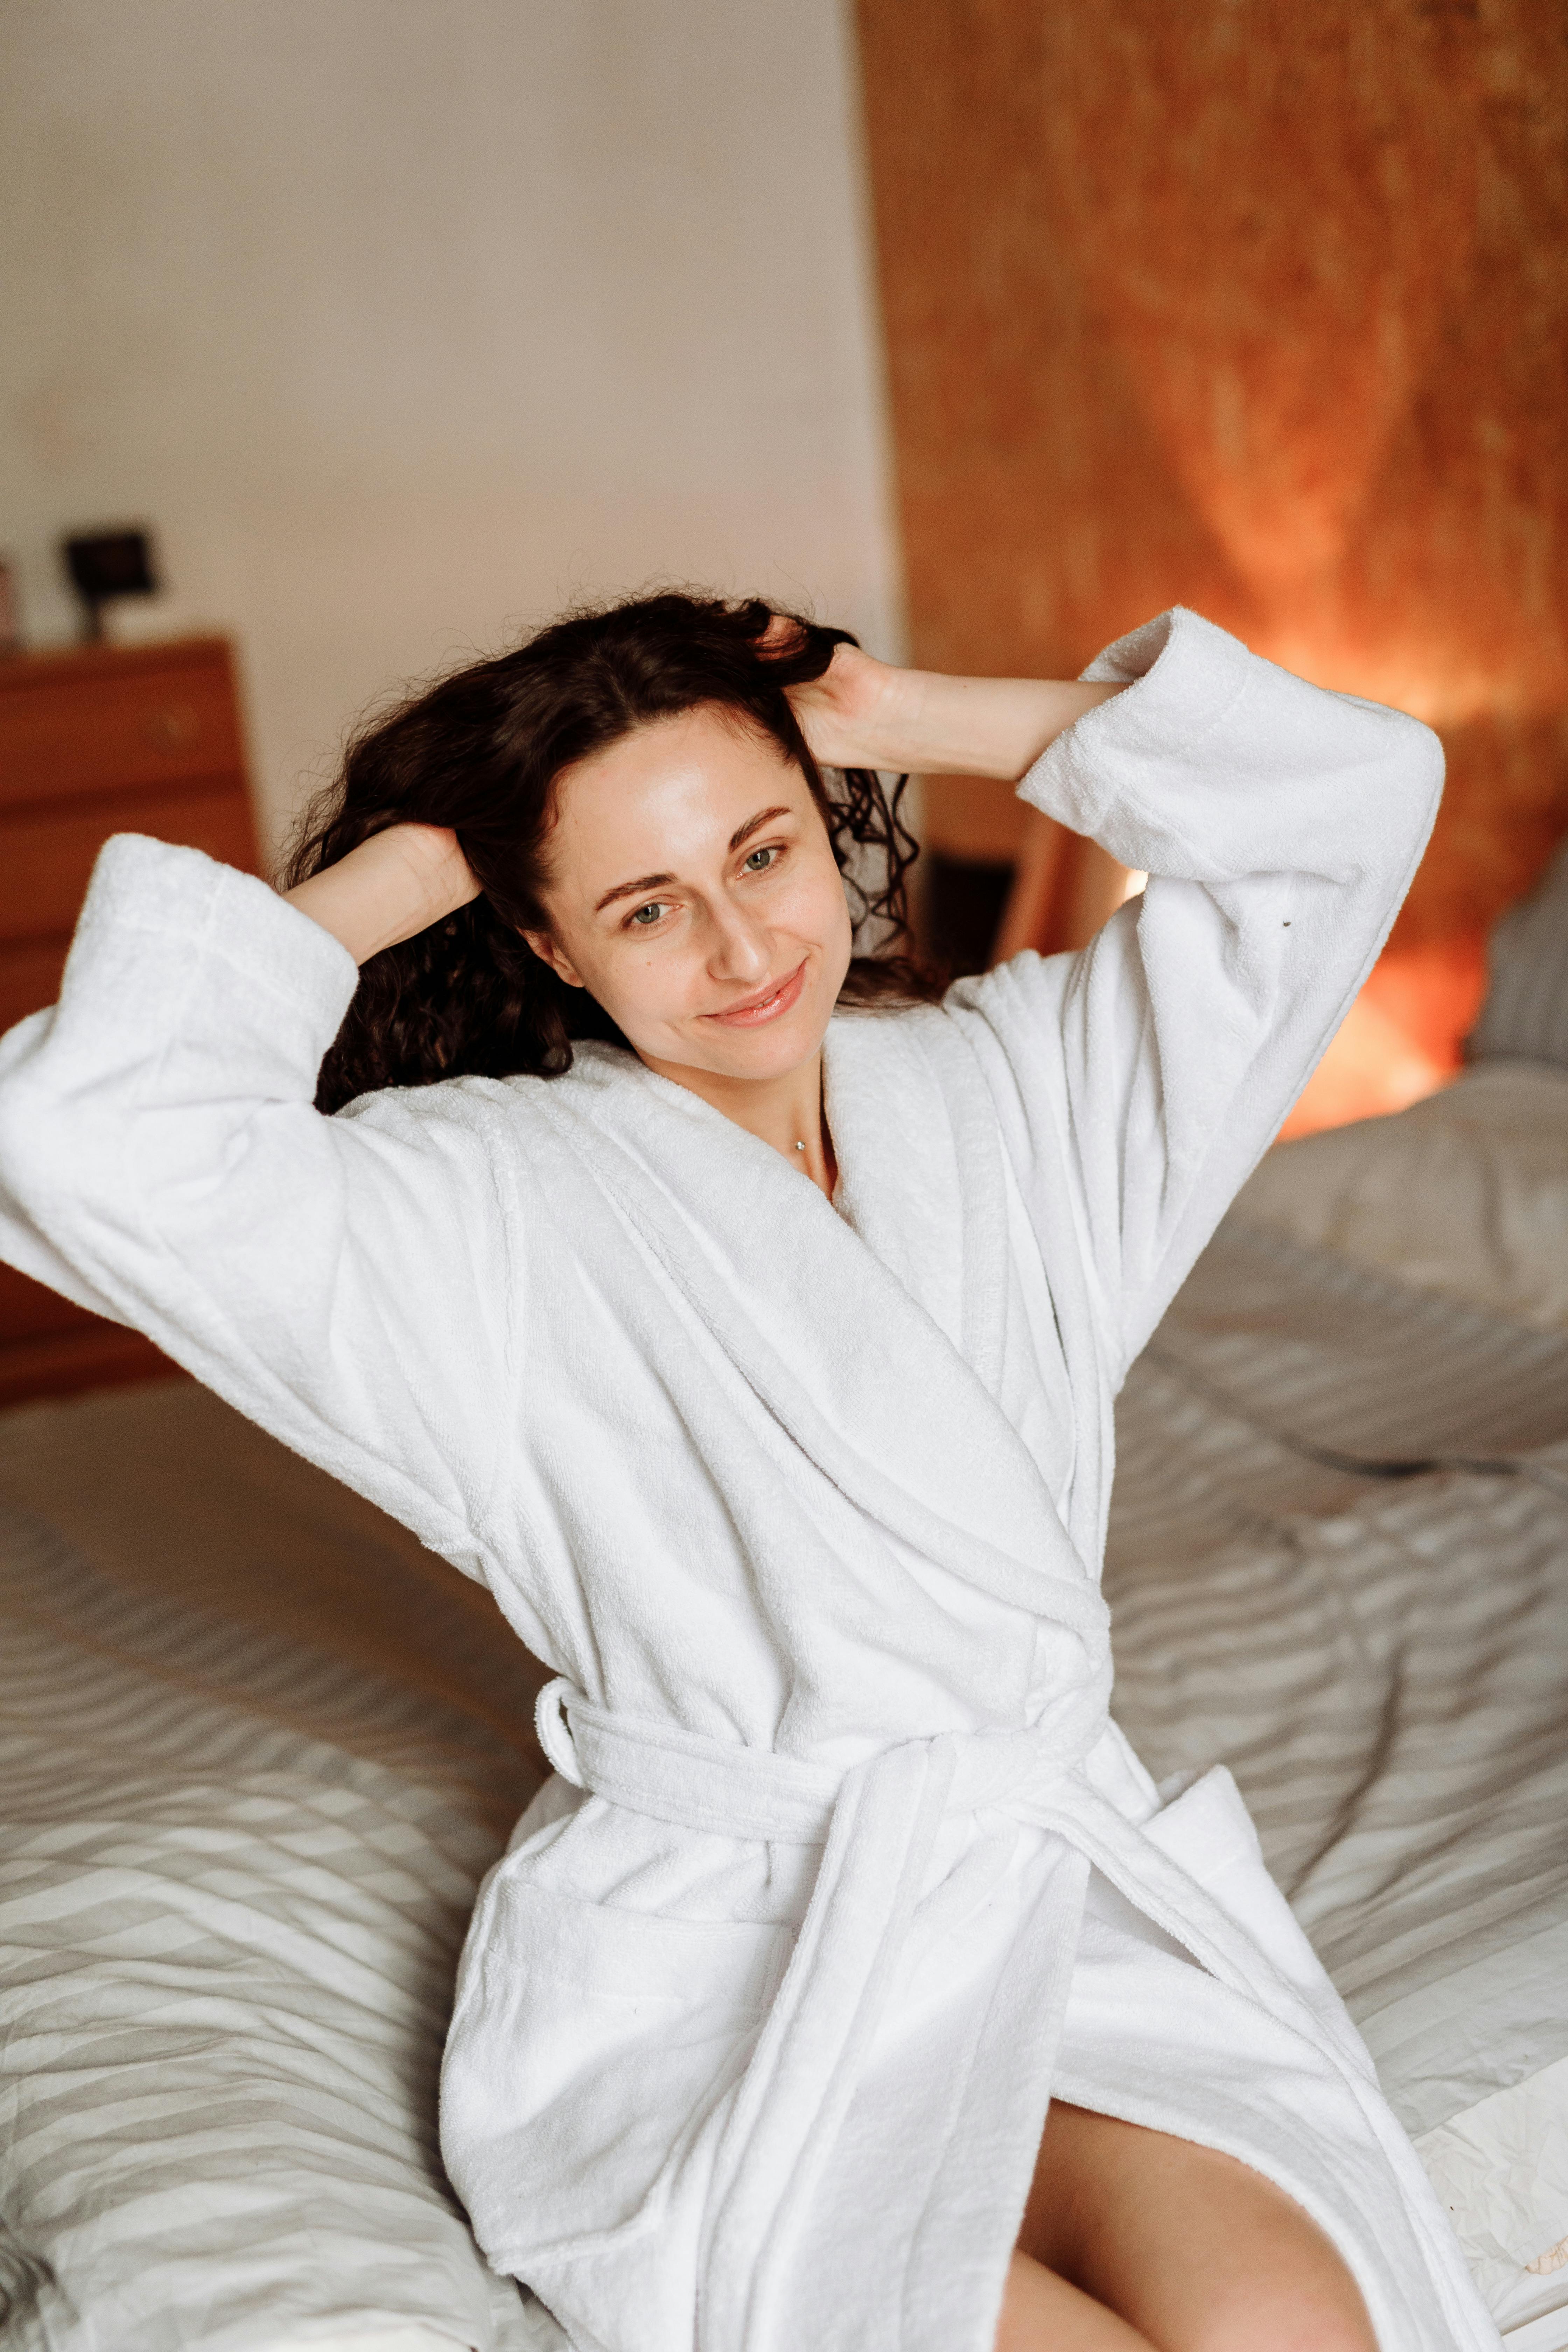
[284,590,940,1113]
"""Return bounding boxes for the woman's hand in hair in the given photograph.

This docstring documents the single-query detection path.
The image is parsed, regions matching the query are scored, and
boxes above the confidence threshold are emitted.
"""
[775,628,925,776]
[777,622,1123,783]
[282,822,482,966]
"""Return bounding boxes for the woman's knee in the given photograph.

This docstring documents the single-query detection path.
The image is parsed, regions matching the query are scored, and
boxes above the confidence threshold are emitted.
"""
[1170,2248,1382,2352]
[992,2249,1375,2352]
[1020,2102,1378,2352]
[1179,2267,1378,2352]
[993,2251,1156,2350]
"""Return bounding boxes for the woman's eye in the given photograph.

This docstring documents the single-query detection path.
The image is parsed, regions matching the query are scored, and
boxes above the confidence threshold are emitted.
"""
[743,846,777,873]
[629,901,668,928]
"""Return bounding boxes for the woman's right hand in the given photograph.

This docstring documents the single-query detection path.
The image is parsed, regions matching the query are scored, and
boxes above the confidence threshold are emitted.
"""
[283,822,482,966]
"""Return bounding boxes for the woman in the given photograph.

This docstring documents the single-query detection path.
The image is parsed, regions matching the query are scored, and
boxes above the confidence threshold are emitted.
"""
[0,595,1498,2352]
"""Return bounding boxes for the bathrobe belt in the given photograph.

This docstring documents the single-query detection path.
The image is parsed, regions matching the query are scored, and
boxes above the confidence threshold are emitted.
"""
[532,1678,1387,2352]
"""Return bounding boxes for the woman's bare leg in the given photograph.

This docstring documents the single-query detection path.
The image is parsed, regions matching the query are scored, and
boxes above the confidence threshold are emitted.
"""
[1010,2101,1378,2352]
[994,2250,1155,2351]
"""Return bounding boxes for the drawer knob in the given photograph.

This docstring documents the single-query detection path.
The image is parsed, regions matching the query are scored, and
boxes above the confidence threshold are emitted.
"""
[142,703,201,751]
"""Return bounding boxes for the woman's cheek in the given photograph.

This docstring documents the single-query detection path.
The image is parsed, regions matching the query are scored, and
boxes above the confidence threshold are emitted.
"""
[780,866,850,947]
[602,938,698,1032]
[816,876,856,966]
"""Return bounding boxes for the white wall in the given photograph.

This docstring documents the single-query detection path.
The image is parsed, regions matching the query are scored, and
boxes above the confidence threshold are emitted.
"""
[0,0,903,858]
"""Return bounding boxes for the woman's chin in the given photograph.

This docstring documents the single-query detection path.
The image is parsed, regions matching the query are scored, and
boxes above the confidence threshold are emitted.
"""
[639,1000,832,1087]
[702,1010,830,1082]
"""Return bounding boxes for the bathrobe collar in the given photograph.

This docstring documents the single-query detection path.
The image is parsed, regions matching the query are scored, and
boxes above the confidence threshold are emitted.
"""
[540,1018,1107,1654]
[560,1008,1007,1377]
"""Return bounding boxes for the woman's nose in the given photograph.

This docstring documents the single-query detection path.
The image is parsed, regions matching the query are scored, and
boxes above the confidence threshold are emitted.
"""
[704,898,771,981]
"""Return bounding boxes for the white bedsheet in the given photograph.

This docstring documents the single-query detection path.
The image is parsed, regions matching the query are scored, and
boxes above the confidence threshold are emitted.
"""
[1221,1063,1568,2342]
[1107,1065,1568,2339]
[0,1381,551,2352]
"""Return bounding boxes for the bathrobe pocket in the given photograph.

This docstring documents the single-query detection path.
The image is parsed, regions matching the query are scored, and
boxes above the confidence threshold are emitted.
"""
[1144,1765,1375,2078]
[441,1858,796,2267]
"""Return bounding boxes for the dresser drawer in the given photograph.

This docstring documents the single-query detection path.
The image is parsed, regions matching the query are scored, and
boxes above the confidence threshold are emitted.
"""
[0,784,258,943]
[0,939,67,1035]
[0,1261,100,1344]
[0,650,246,810]
[0,637,255,1405]
[0,1312,176,1408]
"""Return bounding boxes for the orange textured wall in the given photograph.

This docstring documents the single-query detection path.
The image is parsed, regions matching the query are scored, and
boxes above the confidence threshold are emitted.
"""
[857,0,1568,1126]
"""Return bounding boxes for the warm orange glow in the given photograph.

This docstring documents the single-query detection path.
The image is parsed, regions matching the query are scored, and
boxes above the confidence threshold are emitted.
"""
[1278,936,1488,1140]
[857,0,1568,1133]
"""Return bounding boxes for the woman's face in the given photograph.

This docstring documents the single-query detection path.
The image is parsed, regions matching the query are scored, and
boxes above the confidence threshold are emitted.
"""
[523,705,854,1084]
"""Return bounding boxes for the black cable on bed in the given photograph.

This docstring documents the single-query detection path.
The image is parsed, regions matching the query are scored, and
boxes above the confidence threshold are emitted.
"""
[1141,1340,1568,1507]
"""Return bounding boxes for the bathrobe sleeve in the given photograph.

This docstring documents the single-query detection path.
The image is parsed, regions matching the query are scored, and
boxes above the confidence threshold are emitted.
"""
[955,608,1443,1377]
[0,835,518,1576]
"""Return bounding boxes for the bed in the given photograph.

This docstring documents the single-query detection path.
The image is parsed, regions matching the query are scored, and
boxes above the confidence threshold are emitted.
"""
[2,853,1565,2351]
[1108,1061,1568,2348]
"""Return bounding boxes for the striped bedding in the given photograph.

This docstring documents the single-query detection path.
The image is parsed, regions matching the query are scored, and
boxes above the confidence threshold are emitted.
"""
[1469,842,1568,1075]
[1106,1057,1568,2342]
[1106,1214,1568,2337]
[0,1066,1565,2350]
[0,1381,555,2352]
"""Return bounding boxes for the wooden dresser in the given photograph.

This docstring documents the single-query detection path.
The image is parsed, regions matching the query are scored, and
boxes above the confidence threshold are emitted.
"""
[0,636,260,1406]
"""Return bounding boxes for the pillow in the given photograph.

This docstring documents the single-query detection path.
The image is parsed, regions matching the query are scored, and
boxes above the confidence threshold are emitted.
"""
[1235,1060,1568,1332]
[1470,838,1568,1070]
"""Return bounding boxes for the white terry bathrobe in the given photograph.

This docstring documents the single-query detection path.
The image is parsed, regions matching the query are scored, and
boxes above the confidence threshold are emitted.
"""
[0,610,1501,2352]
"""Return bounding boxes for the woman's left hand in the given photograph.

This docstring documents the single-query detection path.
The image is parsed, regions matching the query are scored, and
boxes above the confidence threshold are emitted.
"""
[769,624,925,774]
[769,616,1124,781]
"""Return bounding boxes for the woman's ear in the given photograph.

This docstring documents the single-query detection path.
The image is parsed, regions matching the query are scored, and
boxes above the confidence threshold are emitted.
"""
[521,928,586,989]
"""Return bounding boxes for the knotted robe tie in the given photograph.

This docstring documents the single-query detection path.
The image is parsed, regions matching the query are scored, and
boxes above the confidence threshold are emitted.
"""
[533,1676,1379,2352]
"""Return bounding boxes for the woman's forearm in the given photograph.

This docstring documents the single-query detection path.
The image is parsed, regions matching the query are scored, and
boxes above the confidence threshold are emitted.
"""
[282,824,481,965]
[789,644,1129,783]
[890,671,1125,780]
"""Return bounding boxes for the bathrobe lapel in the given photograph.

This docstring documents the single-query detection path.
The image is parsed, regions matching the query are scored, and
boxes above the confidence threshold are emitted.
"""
[543,1028,1107,1651]
[943,979,1120,1567]
[822,1008,1010,1394]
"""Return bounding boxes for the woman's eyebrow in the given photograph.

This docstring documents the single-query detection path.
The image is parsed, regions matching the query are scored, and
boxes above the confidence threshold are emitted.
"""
[595,869,675,914]
[593,805,793,914]
[729,803,792,851]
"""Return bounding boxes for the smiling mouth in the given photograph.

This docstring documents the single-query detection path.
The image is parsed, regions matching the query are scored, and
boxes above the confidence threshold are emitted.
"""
[704,958,809,1028]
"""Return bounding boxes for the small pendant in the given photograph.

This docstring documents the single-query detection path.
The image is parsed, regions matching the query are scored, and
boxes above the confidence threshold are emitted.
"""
[794,1140,806,1152]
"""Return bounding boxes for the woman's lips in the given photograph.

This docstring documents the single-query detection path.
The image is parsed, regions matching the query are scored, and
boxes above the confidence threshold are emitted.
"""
[704,958,808,1028]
